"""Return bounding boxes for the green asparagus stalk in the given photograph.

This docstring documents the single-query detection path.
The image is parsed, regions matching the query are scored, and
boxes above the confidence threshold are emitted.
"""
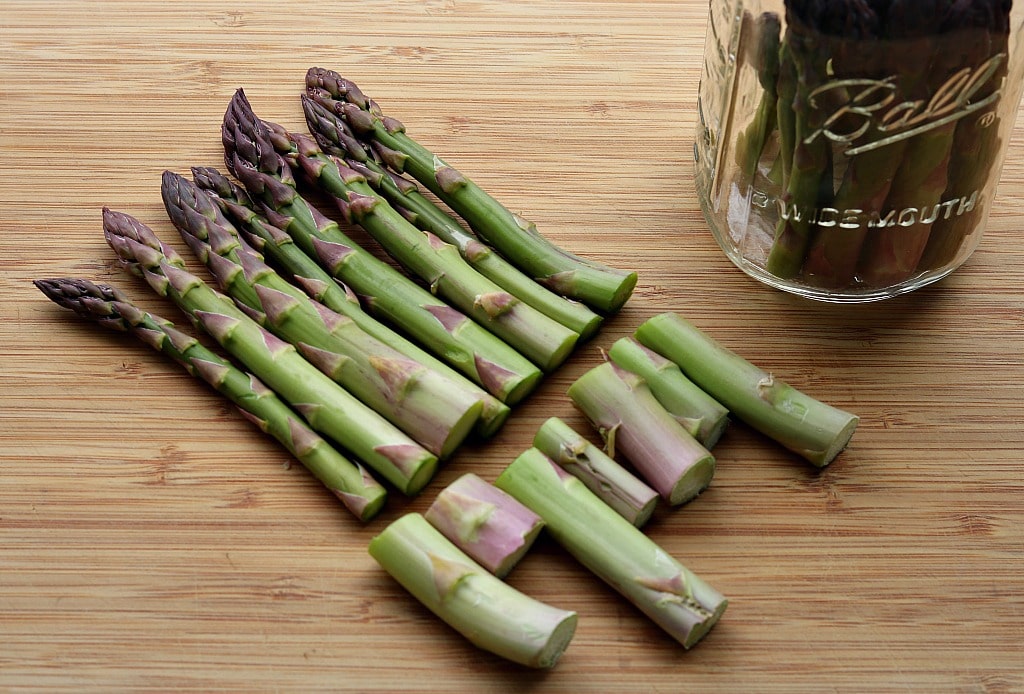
[424,473,544,578]
[301,94,604,340]
[634,313,858,467]
[921,11,1011,271]
[532,417,659,528]
[305,68,638,313]
[34,277,387,521]
[567,362,716,507]
[162,170,483,459]
[102,208,438,495]
[764,20,835,280]
[271,125,580,372]
[368,512,577,668]
[856,123,955,287]
[799,1,940,288]
[495,448,728,649]
[190,166,510,438]
[735,12,782,179]
[222,89,541,405]
[607,337,730,448]
[917,0,1014,274]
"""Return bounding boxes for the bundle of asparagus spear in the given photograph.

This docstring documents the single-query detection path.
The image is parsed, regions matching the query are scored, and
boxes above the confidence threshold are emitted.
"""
[723,0,1017,294]
[36,73,639,521]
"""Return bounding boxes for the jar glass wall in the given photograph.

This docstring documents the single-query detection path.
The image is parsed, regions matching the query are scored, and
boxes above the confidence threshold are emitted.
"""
[695,0,1024,302]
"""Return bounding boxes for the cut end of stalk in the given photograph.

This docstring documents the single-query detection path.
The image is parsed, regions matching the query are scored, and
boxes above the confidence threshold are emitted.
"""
[701,416,730,451]
[532,612,578,669]
[604,270,639,313]
[475,354,540,406]
[473,398,512,439]
[682,598,728,650]
[436,398,485,461]
[805,414,859,468]
[668,454,716,507]
[333,487,387,522]
[374,444,438,496]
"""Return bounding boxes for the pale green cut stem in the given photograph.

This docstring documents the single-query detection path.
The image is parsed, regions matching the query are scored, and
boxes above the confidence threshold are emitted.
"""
[634,312,859,467]
[368,513,577,668]
[533,416,658,528]
[568,362,715,506]
[495,448,727,649]
[607,336,729,448]
[424,472,543,578]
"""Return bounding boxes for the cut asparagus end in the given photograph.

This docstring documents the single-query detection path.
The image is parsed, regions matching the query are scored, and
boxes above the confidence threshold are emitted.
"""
[495,449,727,649]
[607,336,730,449]
[425,473,544,578]
[368,513,577,668]
[567,362,715,506]
[532,416,659,527]
[635,313,859,467]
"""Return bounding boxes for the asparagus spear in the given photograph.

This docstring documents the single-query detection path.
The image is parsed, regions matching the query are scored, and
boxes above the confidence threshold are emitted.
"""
[607,336,729,448]
[368,512,577,668]
[635,313,858,467]
[102,208,438,495]
[269,124,580,372]
[567,362,716,507]
[764,10,839,280]
[222,89,541,405]
[34,278,387,521]
[424,473,544,578]
[735,12,782,179]
[835,0,954,288]
[532,417,659,528]
[918,0,1014,272]
[161,170,483,459]
[495,448,728,649]
[190,166,510,438]
[301,94,604,339]
[305,68,638,313]
[796,10,905,288]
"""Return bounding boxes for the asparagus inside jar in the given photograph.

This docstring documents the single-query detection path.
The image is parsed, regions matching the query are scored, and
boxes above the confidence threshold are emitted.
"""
[696,0,1023,302]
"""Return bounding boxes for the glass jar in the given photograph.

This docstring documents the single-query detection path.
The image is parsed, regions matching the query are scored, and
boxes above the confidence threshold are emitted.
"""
[695,0,1024,302]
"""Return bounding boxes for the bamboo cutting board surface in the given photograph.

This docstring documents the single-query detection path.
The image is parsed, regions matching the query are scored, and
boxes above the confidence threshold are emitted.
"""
[3,1,1024,691]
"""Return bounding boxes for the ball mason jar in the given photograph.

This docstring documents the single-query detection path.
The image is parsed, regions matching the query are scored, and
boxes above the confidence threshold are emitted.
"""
[695,0,1024,302]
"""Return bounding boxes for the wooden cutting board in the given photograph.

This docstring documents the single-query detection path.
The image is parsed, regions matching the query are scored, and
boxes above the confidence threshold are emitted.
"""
[3,1,1023,690]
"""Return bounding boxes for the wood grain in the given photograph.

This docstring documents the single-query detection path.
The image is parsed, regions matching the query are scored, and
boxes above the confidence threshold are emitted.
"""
[2,1,1023,691]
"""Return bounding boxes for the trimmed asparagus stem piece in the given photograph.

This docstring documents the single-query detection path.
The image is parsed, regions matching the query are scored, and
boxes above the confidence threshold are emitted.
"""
[162,170,482,459]
[568,362,715,506]
[607,337,729,449]
[102,208,437,495]
[301,95,603,340]
[368,513,577,668]
[191,166,510,438]
[532,417,658,528]
[424,473,544,578]
[634,313,858,467]
[278,128,579,372]
[33,278,387,521]
[495,448,727,649]
[305,68,638,313]
[222,89,541,405]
